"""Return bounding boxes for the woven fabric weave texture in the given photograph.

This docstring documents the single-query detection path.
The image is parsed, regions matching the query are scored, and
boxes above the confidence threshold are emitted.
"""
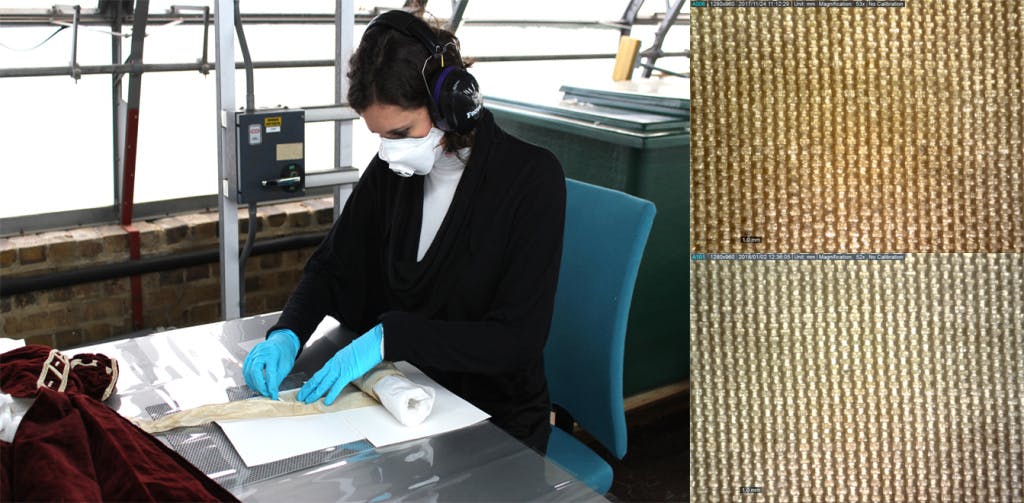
[690,254,1024,502]
[690,2,1024,252]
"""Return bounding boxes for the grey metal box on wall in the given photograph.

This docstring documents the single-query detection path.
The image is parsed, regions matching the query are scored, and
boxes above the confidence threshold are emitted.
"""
[234,109,306,204]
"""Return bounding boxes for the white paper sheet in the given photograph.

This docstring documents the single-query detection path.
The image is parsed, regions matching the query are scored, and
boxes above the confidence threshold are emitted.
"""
[217,411,364,467]
[215,361,489,465]
[344,361,491,447]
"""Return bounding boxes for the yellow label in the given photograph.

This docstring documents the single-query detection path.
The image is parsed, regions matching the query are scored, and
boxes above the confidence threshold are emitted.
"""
[264,116,282,128]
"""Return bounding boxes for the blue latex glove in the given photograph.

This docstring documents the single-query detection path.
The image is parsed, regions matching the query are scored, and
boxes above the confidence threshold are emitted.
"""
[242,329,300,400]
[297,324,384,406]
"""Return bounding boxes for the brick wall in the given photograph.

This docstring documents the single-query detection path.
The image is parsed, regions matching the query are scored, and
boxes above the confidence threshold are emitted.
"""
[0,197,335,349]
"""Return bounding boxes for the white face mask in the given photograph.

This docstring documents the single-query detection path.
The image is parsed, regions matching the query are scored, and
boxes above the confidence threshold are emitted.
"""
[378,127,445,177]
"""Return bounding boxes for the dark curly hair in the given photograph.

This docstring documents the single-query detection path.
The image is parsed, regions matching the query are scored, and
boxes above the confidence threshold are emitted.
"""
[347,16,474,153]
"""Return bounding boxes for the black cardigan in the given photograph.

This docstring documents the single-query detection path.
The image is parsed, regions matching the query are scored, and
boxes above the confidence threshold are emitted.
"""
[272,110,566,453]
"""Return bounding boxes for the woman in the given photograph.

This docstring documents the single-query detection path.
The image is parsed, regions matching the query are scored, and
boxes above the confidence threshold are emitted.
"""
[242,10,565,454]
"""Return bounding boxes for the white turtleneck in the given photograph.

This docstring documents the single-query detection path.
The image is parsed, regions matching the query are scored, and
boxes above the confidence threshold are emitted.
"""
[418,147,470,261]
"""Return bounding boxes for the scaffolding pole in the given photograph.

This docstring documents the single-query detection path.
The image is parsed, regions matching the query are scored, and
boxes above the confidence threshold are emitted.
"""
[214,0,240,320]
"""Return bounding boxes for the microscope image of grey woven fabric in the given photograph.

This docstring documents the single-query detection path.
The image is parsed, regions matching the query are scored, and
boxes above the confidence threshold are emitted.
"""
[690,1,1024,252]
[690,254,1024,502]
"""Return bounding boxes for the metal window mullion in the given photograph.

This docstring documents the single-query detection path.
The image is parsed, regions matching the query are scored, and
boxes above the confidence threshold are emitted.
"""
[334,0,354,219]
[215,0,241,320]
[121,0,149,225]
[447,0,469,33]
[112,2,124,220]
[0,52,697,79]
[639,0,685,78]
[2,11,676,27]
[618,0,647,37]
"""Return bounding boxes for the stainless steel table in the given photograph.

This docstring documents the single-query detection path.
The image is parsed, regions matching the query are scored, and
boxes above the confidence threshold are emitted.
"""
[70,313,606,502]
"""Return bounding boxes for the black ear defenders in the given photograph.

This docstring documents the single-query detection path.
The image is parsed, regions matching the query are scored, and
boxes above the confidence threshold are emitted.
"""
[365,10,483,134]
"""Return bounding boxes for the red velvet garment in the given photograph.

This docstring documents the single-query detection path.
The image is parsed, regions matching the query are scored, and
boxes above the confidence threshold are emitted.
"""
[0,345,118,400]
[0,346,238,502]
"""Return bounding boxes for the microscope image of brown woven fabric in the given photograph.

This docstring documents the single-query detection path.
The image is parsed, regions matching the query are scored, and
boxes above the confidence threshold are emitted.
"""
[690,2,1024,252]
[690,254,1024,502]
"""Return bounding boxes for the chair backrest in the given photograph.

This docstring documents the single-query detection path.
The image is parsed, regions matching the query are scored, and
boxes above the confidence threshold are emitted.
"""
[545,178,655,459]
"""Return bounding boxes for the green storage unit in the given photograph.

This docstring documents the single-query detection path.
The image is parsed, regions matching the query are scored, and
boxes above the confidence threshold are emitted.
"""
[486,89,689,397]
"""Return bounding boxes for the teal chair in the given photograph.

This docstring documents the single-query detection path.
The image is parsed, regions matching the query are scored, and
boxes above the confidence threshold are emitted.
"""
[545,178,656,495]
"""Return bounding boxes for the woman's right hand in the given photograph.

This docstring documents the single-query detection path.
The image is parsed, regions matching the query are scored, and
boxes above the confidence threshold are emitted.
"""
[242,329,300,399]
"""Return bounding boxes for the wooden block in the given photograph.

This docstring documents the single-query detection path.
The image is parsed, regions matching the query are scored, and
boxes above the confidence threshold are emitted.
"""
[612,36,641,82]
